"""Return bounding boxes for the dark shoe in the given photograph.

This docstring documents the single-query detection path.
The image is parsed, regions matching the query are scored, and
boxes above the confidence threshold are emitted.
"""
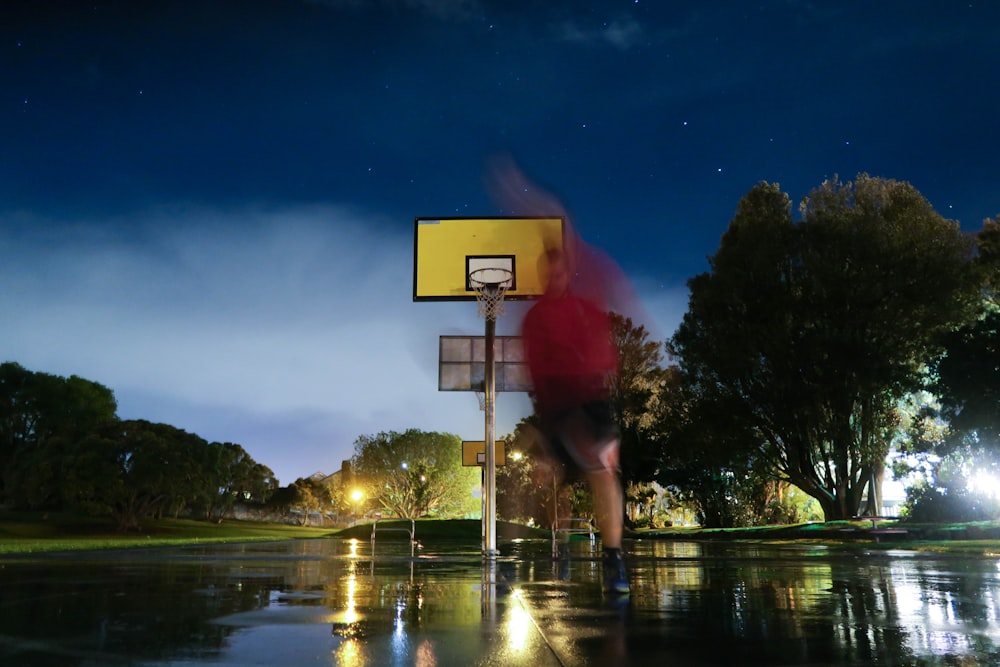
[602,548,630,594]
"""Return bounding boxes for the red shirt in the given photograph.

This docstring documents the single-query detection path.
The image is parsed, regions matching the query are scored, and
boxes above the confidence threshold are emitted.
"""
[521,291,618,412]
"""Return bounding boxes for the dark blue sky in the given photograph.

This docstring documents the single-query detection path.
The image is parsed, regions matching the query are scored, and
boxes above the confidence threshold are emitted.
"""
[3,0,999,484]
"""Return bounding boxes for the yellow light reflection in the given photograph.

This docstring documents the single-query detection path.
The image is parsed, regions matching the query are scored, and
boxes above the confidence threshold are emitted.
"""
[415,639,437,667]
[343,572,359,624]
[506,590,532,653]
[335,638,364,667]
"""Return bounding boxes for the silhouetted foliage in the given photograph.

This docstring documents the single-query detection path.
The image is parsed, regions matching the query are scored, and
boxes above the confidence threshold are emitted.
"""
[608,313,671,487]
[64,420,277,531]
[1,362,276,528]
[498,418,588,528]
[0,362,118,508]
[669,176,980,521]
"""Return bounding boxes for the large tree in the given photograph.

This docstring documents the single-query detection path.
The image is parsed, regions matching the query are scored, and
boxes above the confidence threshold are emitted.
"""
[0,362,118,508]
[895,217,1000,517]
[351,429,479,519]
[66,420,206,530]
[63,420,276,529]
[196,441,278,520]
[669,175,979,520]
[267,477,326,525]
[653,376,785,528]
[931,217,1000,446]
[608,313,671,487]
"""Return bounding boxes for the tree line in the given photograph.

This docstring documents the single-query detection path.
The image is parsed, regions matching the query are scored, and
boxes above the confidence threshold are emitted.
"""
[0,362,278,530]
[616,174,1000,526]
[5,173,999,531]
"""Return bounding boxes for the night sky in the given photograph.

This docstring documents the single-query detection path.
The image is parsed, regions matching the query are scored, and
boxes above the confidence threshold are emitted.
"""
[3,1,998,485]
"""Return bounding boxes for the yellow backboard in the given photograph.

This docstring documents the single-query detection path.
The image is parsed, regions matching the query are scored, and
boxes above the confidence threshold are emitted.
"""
[413,217,564,301]
[462,440,507,467]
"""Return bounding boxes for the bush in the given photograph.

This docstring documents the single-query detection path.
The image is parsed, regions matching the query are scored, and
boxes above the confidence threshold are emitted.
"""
[902,480,1000,522]
[631,513,673,530]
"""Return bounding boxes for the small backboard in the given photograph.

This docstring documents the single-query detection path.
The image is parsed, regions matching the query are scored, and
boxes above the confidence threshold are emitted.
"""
[439,335,533,392]
[462,440,507,467]
[413,217,564,301]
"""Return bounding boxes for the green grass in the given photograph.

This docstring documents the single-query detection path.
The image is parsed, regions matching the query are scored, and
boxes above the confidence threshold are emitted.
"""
[0,510,336,555]
[0,512,550,555]
[634,518,1000,556]
[3,510,999,557]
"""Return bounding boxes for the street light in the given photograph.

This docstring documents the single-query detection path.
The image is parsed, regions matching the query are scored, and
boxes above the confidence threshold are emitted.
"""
[350,489,364,525]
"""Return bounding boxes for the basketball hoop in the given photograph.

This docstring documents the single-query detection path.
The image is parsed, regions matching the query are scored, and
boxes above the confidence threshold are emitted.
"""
[469,267,513,319]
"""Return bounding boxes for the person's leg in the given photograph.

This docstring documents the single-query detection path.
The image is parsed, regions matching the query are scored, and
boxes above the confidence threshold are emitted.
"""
[558,407,630,593]
[585,441,630,594]
[587,465,623,549]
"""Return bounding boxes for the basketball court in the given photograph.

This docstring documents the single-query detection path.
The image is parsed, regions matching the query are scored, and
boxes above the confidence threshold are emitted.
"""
[4,536,995,665]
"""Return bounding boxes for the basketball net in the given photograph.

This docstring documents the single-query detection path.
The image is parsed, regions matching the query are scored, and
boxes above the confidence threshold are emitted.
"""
[468,267,512,319]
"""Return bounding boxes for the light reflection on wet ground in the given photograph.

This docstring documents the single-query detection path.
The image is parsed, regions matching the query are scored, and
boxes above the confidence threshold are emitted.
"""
[0,537,998,665]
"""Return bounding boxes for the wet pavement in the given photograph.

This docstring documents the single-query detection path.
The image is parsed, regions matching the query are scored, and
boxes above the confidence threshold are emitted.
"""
[1,535,999,666]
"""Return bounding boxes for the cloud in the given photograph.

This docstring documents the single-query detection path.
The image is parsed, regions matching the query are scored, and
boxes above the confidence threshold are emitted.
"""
[0,204,508,483]
[0,205,690,483]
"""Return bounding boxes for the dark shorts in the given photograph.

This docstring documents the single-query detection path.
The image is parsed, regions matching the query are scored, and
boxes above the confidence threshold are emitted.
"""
[538,400,620,476]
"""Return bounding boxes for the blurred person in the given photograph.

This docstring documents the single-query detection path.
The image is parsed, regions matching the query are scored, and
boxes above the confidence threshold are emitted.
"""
[489,156,642,594]
[521,246,629,593]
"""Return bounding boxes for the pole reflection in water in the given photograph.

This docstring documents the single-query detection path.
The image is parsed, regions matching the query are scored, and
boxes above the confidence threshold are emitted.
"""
[482,557,498,624]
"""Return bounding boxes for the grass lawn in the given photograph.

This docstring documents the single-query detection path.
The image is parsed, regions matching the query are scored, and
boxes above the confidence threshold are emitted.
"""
[0,510,335,555]
[3,510,999,556]
[635,518,1000,555]
[0,511,550,555]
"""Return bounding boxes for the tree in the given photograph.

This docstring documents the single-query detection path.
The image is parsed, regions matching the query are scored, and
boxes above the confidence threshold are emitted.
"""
[931,218,1000,451]
[197,442,277,520]
[934,310,1000,444]
[0,362,118,508]
[895,218,1000,520]
[66,420,204,530]
[669,176,979,520]
[351,429,479,519]
[607,314,671,487]
[653,379,783,527]
[275,478,323,525]
[497,421,573,528]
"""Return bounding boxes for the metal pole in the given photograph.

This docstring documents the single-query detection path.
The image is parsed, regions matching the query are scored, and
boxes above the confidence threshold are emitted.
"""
[483,312,498,557]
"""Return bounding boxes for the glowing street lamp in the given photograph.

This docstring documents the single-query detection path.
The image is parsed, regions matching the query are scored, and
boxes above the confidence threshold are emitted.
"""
[350,489,364,523]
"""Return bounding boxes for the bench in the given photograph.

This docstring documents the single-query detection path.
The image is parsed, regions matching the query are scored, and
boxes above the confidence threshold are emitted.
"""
[853,516,908,542]
[371,519,417,556]
[552,517,595,558]
[868,528,909,543]
[853,515,901,528]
